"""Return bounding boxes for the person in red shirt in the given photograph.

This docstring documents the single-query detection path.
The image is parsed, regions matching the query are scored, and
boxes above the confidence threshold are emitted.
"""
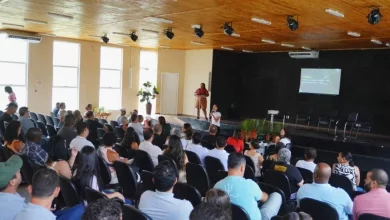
[226,129,244,153]
[194,83,209,120]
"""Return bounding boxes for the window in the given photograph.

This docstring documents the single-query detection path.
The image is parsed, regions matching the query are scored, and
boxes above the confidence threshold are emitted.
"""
[0,36,28,109]
[99,46,122,110]
[52,41,80,110]
[139,50,158,114]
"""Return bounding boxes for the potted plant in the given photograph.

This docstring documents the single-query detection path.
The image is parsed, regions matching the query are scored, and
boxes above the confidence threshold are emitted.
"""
[137,81,159,115]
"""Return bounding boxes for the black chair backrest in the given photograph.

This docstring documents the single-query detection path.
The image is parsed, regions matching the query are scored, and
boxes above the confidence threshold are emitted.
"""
[348,112,359,122]
[84,187,108,204]
[258,182,286,208]
[29,112,39,122]
[37,113,47,124]
[134,150,155,172]
[50,112,56,118]
[53,117,60,128]
[97,156,112,185]
[45,115,55,126]
[185,150,201,165]
[231,203,250,220]
[113,144,130,159]
[58,175,81,207]
[264,170,291,199]
[12,114,18,120]
[300,198,339,220]
[105,124,114,132]
[244,155,255,172]
[186,162,210,197]
[113,161,137,199]
[285,143,292,150]
[173,182,202,207]
[358,214,389,220]
[216,170,228,183]
[97,128,105,139]
[19,154,35,184]
[205,156,225,185]
[225,145,236,153]
[158,154,178,171]
[201,140,215,150]
[46,124,57,137]
[122,204,152,220]
[99,119,108,125]
[37,121,49,137]
[244,165,255,180]
[141,170,155,192]
[46,135,69,161]
[110,120,120,128]
[297,167,313,184]
[115,127,124,139]
[329,173,354,195]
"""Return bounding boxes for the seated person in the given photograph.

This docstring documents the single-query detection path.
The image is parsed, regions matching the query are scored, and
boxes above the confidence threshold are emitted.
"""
[204,188,231,213]
[69,121,94,151]
[130,113,144,142]
[120,127,140,159]
[332,152,361,191]
[297,163,353,220]
[85,111,104,146]
[244,140,264,177]
[46,148,78,179]
[57,114,77,149]
[115,116,129,139]
[215,153,282,220]
[139,128,162,167]
[182,123,193,147]
[353,169,390,219]
[207,136,229,171]
[295,147,317,173]
[185,132,209,167]
[0,102,17,136]
[139,161,193,220]
[0,121,24,162]
[226,129,244,153]
[116,108,127,124]
[20,128,47,166]
[270,148,303,197]
[163,135,189,183]
[18,107,35,135]
[152,124,165,150]
[190,203,231,220]
[82,198,122,220]
[201,125,218,149]
[279,128,291,145]
[158,116,171,139]
[0,155,27,220]
[165,127,188,148]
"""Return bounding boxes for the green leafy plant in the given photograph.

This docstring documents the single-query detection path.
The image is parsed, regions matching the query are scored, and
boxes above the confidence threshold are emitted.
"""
[137,81,159,103]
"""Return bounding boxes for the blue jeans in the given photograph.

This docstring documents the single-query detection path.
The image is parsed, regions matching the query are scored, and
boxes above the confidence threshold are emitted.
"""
[56,203,85,220]
[260,193,282,220]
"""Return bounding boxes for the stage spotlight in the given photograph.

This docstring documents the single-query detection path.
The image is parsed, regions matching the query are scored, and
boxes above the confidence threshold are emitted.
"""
[194,27,204,38]
[222,22,234,36]
[287,16,299,31]
[164,28,174,40]
[367,8,382,25]
[101,35,109,43]
[130,32,138,42]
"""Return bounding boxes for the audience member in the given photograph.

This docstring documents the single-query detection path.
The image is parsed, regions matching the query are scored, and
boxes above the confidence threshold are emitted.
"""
[204,188,231,214]
[139,128,162,166]
[353,169,390,219]
[131,109,138,116]
[57,102,67,120]
[116,108,127,124]
[137,114,144,124]
[15,168,60,220]
[209,104,221,136]
[163,135,188,182]
[0,155,26,220]
[207,136,229,171]
[5,86,17,103]
[182,123,193,145]
[190,203,231,220]
[226,128,244,153]
[158,116,171,138]
[85,110,104,146]
[167,127,187,147]
[270,148,303,197]
[295,147,317,173]
[82,198,122,220]
[273,212,312,220]
[85,104,93,114]
[280,128,291,145]
[72,146,125,202]
[20,128,47,166]
[333,152,361,191]
[46,148,78,179]
[129,113,144,142]
[201,125,218,149]
[18,107,35,135]
[0,102,18,135]
[120,127,140,159]
[185,132,209,167]
[73,110,83,123]
[139,161,193,220]
[215,153,282,220]
[0,121,24,161]
[52,102,60,118]
[69,121,94,151]
[244,140,264,177]
[57,114,77,149]
[152,124,165,150]
[297,163,353,220]
[266,142,285,161]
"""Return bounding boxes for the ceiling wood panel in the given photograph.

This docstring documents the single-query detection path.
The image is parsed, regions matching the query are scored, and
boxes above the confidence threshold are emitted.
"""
[0,0,390,52]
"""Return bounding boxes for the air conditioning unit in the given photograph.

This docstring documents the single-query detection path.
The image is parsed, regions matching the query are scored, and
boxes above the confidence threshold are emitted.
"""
[288,51,319,59]
[0,30,41,43]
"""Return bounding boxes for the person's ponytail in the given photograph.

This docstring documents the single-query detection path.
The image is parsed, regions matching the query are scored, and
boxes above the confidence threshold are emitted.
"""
[349,159,355,167]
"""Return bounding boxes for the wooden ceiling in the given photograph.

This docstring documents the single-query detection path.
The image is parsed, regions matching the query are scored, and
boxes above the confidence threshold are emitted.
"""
[1,0,390,52]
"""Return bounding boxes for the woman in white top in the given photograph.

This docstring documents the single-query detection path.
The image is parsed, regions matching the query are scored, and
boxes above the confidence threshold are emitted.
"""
[210,104,222,136]
[280,128,291,146]
[244,140,264,177]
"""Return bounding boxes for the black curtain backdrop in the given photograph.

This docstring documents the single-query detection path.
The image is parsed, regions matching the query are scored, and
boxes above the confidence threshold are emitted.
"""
[210,49,390,135]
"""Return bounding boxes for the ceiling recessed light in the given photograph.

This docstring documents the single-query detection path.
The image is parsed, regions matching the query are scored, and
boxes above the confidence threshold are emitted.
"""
[371,39,382,45]
[221,46,233,51]
[47,12,73,20]
[145,17,173,24]
[302,46,311,50]
[159,45,171,48]
[242,49,253,53]
[251,17,271,25]
[262,39,275,44]
[191,41,204,45]
[386,42,390,47]
[347,31,360,37]
[141,29,160,34]
[231,33,240,37]
[24,18,48,24]
[2,22,24,28]
[281,43,295,48]
[325,9,344,18]
[112,32,129,36]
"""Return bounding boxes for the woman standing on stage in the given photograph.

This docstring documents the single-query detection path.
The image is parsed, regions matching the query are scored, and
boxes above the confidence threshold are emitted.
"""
[194,83,209,120]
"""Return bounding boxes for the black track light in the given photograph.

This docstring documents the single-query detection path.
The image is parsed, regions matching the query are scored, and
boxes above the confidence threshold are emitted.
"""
[367,8,382,25]
[164,28,174,40]
[130,32,138,42]
[287,16,299,31]
[194,27,204,38]
[222,22,234,36]
[101,35,109,43]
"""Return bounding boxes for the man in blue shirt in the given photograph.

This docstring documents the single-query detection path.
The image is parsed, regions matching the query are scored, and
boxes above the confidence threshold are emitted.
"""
[215,153,282,220]
[0,155,27,220]
[297,163,353,220]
